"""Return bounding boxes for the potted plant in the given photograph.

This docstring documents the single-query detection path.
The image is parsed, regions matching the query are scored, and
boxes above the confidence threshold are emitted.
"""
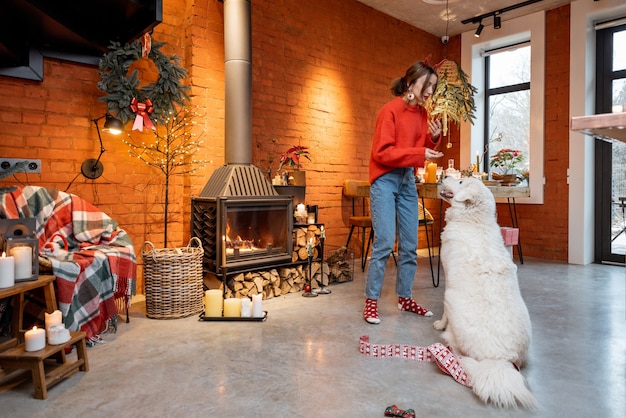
[489,148,525,184]
[278,145,310,186]
[425,59,478,142]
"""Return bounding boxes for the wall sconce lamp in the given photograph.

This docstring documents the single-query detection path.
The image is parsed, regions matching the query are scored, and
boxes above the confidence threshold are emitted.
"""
[81,113,124,179]
[474,21,484,37]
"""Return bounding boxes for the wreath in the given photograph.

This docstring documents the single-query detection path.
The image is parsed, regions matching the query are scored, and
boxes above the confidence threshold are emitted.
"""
[97,36,190,128]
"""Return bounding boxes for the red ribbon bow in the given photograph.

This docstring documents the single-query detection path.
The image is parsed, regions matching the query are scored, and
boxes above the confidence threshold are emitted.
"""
[130,98,155,131]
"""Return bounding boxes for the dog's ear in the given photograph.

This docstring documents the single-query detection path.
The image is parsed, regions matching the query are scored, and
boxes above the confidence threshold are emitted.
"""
[453,181,475,205]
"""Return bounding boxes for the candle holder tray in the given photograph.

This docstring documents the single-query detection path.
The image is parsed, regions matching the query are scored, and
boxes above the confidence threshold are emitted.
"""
[198,311,268,322]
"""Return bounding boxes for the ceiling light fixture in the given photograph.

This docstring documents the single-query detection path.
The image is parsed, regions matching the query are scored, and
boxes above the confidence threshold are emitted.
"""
[81,113,124,179]
[474,21,484,37]
[462,0,542,33]
[494,13,501,29]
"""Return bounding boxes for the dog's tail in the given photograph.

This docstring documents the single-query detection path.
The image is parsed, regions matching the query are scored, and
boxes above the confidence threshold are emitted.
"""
[460,357,538,410]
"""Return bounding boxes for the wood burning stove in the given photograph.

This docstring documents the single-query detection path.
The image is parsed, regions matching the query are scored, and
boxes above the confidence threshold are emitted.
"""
[192,191,293,275]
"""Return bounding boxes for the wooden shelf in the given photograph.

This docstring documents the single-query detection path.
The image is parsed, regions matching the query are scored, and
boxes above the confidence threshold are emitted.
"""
[571,112,626,143]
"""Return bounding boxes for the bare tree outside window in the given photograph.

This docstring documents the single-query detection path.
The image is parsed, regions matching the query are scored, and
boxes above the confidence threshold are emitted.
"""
[485,46,531,182]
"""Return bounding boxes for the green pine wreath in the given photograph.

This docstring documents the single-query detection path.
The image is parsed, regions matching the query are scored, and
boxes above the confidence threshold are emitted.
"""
[97,39,190,126]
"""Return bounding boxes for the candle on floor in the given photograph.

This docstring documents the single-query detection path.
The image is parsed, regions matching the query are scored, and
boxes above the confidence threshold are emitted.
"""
[204,289,223,317]
[25,326,46,352]
[223,298,241,317]
[240,298,252,318]
[0,252,15,288]
[251,293,263,317]
[10,246,32,279]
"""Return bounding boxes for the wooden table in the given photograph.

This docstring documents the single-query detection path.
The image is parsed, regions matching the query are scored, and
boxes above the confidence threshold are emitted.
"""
[417,182,529,286]
[0,331,88,399]
[0,275,57,352]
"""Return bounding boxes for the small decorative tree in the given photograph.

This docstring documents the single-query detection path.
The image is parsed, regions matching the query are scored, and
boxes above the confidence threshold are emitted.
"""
[123,106,208,246]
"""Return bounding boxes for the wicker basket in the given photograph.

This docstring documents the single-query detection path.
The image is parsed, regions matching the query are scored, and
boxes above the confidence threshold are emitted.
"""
[143,237,204,319]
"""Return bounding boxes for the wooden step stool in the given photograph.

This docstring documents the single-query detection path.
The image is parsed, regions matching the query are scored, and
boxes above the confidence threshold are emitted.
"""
[0,331,89,399]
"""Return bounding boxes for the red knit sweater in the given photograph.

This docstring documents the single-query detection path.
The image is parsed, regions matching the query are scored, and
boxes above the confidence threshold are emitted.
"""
[369,96,439,184]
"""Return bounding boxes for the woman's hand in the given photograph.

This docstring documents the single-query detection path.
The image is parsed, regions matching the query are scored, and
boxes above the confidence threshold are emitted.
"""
[428,119,443,139]
[425,148,444,160]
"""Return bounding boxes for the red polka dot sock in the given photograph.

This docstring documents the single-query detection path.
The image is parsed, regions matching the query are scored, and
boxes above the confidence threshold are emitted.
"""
[398,297,433,317]
[363,298,381,324]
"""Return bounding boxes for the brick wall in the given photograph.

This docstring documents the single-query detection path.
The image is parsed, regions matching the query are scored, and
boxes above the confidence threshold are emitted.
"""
[0,0,569,294]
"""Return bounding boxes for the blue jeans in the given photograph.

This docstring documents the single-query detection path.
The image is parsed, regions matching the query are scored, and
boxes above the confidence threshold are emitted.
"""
[365,168,419,299]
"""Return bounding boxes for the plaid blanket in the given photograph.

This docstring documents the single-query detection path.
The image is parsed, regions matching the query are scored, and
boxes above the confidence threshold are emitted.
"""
[0,186,136,340]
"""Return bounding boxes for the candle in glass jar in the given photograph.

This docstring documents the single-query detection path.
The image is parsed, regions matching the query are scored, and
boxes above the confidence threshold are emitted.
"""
[320,226,325,239]
[10,246,32,279]
[0,252,15,288]
[25,326,46,352]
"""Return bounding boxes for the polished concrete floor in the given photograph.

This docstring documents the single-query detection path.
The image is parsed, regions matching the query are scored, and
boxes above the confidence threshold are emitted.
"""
[1,257,624,417]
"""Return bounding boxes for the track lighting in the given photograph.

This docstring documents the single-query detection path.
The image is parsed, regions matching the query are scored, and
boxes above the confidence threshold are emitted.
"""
[494,13,501,29]
[474,21,484,37]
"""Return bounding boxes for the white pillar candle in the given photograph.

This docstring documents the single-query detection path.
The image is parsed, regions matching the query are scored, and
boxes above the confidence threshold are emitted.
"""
[251,293,263,317]
[204,289,223,317]
[45,310,63,330]
[25,326,46,352]
[10,246,32,279]
[47,324,70,345]
[0,252,15,288]
[240,298,252,318]
[223,298,241,317]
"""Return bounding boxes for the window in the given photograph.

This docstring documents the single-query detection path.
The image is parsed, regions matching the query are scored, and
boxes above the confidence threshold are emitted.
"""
[484,45,531,181]
[461,10,545,203]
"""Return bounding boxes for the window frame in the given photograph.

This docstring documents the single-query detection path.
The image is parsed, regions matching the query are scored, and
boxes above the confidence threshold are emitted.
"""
[461,10,545,204]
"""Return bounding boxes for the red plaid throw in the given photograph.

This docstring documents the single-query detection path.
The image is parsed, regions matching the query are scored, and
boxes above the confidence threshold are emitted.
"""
[359,335,470,387]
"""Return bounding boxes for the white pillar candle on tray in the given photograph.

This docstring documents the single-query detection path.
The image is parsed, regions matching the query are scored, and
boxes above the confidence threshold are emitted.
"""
[0,252,15,288]
[45,310,63,330]
[223,298,241,317]
[240,297,252,318]
[251,293,263,317]
[10,246,32,279]
[25,326,46,352]
[204,289,223,317]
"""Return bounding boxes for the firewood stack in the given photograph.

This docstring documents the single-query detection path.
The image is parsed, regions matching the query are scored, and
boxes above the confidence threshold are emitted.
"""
[292,224,323,261]
[326,246,353,283]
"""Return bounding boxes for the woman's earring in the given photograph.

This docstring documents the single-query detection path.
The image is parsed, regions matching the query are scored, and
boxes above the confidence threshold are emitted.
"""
[407,90,415,101]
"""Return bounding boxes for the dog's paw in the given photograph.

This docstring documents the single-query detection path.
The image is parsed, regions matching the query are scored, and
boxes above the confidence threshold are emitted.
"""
[433,319,446,330]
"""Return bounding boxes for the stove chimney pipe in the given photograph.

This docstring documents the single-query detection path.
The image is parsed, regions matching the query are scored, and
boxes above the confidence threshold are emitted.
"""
[223,0,252,165]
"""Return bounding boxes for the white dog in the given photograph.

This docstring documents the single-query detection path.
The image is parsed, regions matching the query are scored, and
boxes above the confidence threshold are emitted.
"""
[433,176,536,410]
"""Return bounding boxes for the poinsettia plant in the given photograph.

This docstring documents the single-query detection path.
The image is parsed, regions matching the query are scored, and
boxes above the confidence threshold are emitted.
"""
[278,145,310,171]
[489,148,525,175]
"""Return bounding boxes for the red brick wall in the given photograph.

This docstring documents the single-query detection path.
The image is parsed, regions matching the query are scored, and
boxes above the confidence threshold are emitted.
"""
[0,1,569,293]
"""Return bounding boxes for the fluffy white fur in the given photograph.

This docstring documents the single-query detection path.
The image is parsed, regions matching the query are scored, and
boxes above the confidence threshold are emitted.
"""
[433,177,537,410]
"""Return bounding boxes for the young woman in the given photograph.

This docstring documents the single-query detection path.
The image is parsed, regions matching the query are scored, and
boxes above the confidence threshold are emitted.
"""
[364,61,443,324]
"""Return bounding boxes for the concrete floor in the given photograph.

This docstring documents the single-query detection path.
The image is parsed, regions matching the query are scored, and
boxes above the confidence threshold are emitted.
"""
[0,257,624,417]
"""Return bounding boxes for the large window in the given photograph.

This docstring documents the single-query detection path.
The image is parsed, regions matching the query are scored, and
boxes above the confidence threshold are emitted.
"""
[461,10,545,203]
[484,45,531,182]
[594,22,626,264]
